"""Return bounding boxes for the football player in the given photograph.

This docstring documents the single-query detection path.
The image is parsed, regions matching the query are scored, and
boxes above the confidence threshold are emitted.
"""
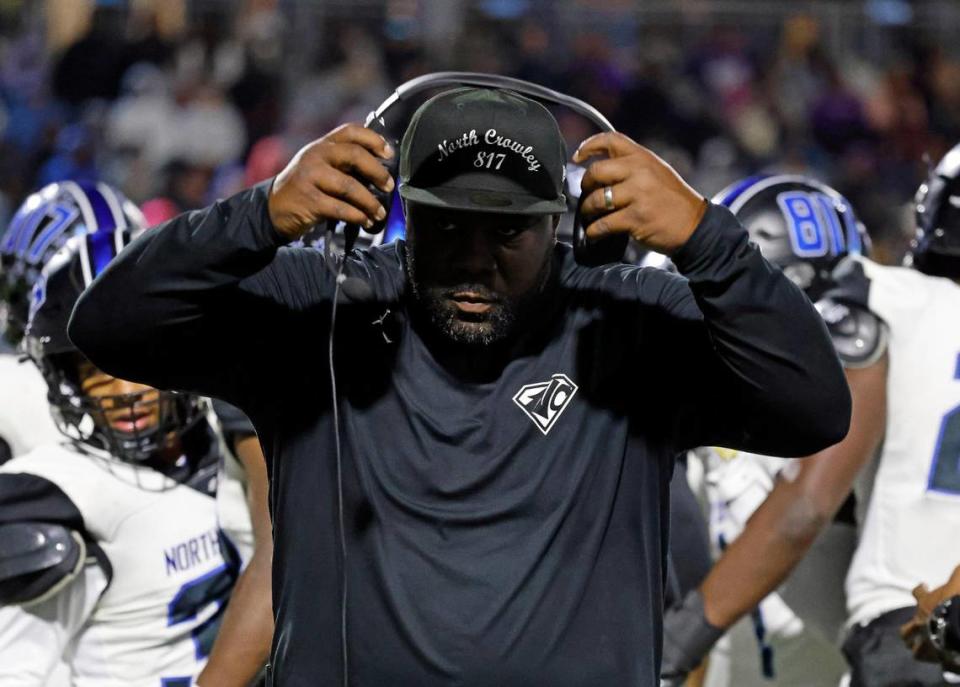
[0,230,241,685]
[836,142,960,686]
[661,175,888,687]
[0,181,141,462]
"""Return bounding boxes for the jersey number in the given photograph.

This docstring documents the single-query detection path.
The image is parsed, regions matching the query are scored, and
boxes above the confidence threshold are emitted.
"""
[161,534,240,685]
[928,353,960,495]
[0,202,79,263]
[167,563,236,659]
[776,191,860,258]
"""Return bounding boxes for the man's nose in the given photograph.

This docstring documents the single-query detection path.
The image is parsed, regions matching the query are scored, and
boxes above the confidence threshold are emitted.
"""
[449,227,497,277]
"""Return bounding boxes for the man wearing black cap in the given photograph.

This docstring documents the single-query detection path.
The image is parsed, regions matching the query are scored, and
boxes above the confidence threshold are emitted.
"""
[69,87,850,686]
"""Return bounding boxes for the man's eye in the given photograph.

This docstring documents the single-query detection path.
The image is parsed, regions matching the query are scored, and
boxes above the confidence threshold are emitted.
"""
[496,227,523,239]
[436,222,457,232]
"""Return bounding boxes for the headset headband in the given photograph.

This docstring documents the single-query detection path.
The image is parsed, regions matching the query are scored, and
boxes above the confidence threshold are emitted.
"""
[365,71,615,138]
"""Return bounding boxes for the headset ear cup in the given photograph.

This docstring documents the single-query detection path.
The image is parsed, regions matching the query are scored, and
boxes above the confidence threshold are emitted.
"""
[572,194,629,266]
[339,150,399,244]
[365,151,401,236]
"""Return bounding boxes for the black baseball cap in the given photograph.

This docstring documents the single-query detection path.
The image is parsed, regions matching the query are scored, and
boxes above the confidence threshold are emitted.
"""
[398,88,567,215]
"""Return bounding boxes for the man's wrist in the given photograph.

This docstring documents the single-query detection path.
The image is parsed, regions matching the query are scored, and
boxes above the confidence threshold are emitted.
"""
[662,197,708,256]
[264,176,303,244]
[661,588,724,679]
[668,202,748,279]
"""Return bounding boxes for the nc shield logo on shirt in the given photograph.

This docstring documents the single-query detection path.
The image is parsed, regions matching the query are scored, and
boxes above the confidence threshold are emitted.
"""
[513,373,578,435]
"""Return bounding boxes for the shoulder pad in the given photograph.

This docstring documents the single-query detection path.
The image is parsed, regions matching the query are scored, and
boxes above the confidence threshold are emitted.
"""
[0,522,85,606]
[816,298,888,369]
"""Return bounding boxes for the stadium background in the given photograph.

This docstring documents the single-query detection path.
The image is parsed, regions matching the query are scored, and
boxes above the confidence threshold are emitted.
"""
[2,0,960,273]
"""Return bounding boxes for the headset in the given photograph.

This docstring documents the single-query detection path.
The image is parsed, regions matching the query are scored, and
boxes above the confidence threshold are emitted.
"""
[334,71,626,266]
[325,73,621,687]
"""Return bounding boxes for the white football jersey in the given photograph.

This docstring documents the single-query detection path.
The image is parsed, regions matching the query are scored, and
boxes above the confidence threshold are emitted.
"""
[0,353,60,458]
[0,438,238,686]
[846,258,960,627]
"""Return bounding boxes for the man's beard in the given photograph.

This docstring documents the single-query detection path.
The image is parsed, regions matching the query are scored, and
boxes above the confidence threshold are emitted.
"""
[407,256,552,347]
[411,281,516,346]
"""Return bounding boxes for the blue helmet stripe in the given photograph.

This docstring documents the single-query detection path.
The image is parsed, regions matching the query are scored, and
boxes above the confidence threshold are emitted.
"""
[27,205,81,263]
[0,208,30,254]
[77,181,117,233]
[716,174,769,208]
[77,181,121,277]
[836,194,863,255]
[13,206,47,256]
[86,229,117,278]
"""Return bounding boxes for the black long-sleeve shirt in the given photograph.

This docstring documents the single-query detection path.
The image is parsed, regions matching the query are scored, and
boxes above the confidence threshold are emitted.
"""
[69,182,850,686]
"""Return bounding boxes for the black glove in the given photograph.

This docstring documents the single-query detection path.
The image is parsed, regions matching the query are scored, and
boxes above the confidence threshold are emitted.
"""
[928,595,960,673]
[660,589,724,686]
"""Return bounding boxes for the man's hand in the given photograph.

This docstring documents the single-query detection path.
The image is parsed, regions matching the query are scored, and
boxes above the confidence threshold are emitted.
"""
[573,133,707,255]
[900,564,960,666]
[268,124,395,240]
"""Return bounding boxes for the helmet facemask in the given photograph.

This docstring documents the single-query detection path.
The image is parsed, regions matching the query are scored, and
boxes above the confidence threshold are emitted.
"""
[38,351,205,465]
[910,173,960,279]
[0,257,33,346]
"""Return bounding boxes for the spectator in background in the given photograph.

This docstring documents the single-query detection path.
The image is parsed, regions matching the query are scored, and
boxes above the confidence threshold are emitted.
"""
[245,134,293,187]
[106,62,178,173]
[228,0,286,151]
[2,1,960,283]
[51,6,127,107]
[768,14,828,139]
[809,61,872,157]
[121,2,178,72]
[918,46,960,146]
[288,24,390,139]
[171,80,246,167]
[512,21,561,90]
[146,158,214,217]
[36,123,98,186]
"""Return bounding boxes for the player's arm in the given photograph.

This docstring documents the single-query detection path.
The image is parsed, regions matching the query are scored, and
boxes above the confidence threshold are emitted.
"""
[576,133,851,457]
[0,474,107,684]
[68,125,394,405]
[200,426,274,686]
[660,351,888,683]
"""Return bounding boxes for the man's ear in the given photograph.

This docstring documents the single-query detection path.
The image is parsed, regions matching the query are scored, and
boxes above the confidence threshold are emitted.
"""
[551,214,560,240]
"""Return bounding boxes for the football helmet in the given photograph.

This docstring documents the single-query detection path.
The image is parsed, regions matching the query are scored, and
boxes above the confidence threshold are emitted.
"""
[714,174,868,301]
[909,142,960,278]
[0,181,144,346]
[24,227,203,465]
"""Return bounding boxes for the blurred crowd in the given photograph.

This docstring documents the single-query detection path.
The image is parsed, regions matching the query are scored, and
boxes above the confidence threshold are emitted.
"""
[2,0,959,263]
